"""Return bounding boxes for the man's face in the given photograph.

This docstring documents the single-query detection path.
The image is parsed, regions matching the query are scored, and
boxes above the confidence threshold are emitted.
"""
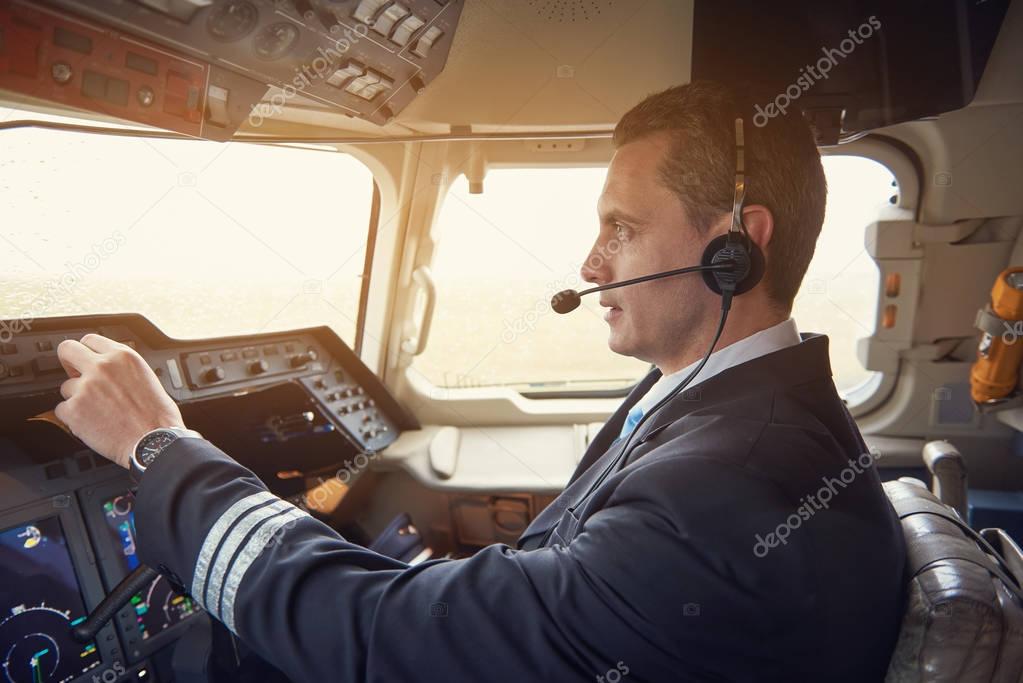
[583,133,715,366]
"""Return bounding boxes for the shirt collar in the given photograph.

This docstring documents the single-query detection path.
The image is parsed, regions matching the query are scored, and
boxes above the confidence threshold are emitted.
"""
[634,318,801,415]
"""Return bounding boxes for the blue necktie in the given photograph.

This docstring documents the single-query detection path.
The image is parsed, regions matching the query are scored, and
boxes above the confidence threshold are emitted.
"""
[619,404,645,439]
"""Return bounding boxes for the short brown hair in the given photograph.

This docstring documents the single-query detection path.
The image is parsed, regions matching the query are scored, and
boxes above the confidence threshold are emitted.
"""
[613,80,827,310]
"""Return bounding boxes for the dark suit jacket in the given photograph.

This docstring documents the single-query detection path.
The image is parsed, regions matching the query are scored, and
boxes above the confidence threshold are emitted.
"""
[135,333,906,682]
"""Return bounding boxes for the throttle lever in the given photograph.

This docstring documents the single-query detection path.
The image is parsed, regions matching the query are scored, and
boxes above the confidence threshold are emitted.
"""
[71,564,160,643]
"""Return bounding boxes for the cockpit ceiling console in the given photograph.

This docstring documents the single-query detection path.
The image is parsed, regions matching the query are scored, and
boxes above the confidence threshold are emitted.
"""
[0,0,463,138]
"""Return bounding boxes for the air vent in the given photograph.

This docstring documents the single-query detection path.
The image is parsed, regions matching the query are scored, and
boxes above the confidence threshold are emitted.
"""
[526,0,613,23]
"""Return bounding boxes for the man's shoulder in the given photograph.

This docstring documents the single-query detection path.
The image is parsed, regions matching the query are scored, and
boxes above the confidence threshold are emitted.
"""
[639,377,847,460]
[621,378,876,508]
[606,384,900,575]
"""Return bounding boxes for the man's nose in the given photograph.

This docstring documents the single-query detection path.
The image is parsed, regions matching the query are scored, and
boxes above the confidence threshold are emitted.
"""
[580,242,608,285]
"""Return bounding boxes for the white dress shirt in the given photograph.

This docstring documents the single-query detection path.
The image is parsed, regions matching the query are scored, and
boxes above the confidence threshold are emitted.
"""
[620,318,802,438]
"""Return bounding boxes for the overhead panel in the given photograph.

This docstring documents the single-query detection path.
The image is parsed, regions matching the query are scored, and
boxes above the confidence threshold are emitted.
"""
[0,0,463,137]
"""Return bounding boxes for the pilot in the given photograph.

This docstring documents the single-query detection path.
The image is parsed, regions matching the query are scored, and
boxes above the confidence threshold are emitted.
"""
[54,81,906,682]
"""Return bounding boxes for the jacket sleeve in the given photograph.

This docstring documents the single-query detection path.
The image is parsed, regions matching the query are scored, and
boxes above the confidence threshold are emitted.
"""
[134,438,803,683]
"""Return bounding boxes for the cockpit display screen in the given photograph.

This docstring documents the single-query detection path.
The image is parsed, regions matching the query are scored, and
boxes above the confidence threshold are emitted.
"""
[0,516,102,683]
[100,493,199,638]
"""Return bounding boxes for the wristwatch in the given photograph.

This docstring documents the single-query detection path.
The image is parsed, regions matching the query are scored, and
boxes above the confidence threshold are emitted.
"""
[129,426,202,484]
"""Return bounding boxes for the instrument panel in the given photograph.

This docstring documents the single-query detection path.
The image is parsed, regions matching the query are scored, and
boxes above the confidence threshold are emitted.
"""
[80,483,201,663]
[0,313,417,681]
[0,512,105,683]
[0,471,198,681]
[0,313,414,454]
[0,491,143,683]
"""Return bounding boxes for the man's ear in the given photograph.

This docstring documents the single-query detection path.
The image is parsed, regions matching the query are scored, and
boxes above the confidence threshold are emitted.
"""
[741,204,774,254]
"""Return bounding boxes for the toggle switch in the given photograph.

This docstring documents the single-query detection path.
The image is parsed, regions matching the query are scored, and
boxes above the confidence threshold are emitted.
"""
[326,60,365,89]
[372,3,410,37]
[412,25,443,58]
[352,0,390,25]
[392,14,425,46]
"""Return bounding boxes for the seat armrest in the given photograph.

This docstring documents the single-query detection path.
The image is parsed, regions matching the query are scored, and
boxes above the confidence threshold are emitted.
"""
[922,440,968,519]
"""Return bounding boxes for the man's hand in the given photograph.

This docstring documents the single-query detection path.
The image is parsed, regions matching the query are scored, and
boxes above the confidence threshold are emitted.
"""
[55,333,185,469]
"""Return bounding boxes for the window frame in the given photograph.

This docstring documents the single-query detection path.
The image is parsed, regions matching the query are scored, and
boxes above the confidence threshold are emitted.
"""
[819,135,921,418]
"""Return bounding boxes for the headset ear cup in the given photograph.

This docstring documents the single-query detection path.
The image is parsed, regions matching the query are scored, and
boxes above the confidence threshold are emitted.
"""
[701,234,765,295]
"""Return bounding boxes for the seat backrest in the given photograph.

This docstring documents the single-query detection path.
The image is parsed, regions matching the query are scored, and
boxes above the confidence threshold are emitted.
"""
[884,480,1023,682]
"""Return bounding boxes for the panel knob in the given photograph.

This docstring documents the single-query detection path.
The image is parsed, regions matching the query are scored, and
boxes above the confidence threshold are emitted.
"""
[203,366,226,383]
[290,350,318,368]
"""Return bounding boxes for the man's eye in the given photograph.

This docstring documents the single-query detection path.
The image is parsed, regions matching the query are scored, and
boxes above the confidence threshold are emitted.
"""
[614,223,630,242]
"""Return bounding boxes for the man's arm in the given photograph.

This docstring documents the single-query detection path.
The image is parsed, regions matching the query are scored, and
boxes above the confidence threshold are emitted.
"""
[135,438,646,681]
[135,437,811,683]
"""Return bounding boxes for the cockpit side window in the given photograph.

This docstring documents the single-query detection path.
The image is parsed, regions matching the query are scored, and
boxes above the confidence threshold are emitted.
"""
[415,158,894,398]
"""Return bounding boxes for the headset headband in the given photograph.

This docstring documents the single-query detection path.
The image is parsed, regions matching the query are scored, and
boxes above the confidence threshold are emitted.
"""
[729,116,749,242]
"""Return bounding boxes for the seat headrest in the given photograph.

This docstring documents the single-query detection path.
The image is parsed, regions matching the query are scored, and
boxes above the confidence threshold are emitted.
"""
[883,480,1023,682]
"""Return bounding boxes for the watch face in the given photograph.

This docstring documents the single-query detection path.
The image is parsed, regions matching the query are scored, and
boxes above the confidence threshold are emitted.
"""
[137,430,177,468]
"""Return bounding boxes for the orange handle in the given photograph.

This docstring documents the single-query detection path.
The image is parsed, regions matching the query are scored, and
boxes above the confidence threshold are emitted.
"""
[971,267,1023,402]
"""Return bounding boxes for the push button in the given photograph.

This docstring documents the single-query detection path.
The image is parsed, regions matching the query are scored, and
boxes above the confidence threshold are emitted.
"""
[163,71,201,122]
[32,356,62,374]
